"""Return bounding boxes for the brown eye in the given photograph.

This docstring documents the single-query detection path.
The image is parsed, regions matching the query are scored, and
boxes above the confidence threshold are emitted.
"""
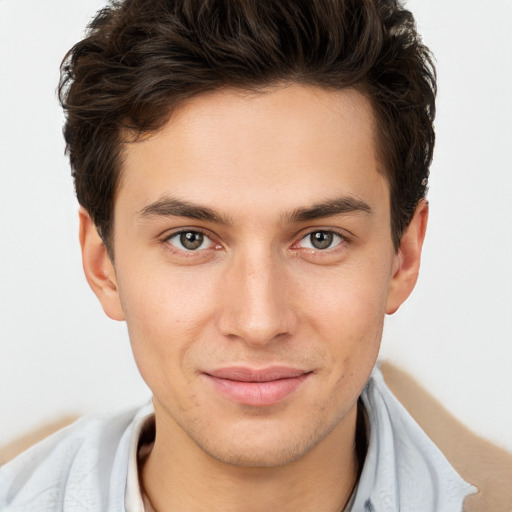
[167,230,214,251]
[298,231,343,250]
[310,231,333,249]
[180,231,204,250]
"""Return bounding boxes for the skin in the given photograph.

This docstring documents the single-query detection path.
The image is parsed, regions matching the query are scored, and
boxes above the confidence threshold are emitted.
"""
[80,85,428,512]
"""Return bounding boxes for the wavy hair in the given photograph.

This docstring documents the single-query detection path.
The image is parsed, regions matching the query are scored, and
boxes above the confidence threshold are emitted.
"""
[59,0,436,251]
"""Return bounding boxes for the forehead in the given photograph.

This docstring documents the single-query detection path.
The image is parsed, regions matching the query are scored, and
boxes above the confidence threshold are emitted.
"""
[117,85,388,221]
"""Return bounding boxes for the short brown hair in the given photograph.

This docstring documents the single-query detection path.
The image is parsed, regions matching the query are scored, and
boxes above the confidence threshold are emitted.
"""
[59,0,436,251]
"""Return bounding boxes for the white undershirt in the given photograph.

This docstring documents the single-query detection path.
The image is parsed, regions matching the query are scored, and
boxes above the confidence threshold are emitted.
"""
[125,412,154,512]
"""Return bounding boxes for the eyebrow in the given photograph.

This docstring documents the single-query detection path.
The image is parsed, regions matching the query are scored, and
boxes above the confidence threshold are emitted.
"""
[283,196,372,223]
[138,195,372,225]
[138,197,232,225]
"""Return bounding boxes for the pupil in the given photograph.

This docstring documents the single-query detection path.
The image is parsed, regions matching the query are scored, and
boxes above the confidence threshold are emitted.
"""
[181,231,203,250]
[311,231,332,249]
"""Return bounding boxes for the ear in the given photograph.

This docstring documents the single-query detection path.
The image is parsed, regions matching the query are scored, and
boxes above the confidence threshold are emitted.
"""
[79,208,125,321]
[386,199,429,314]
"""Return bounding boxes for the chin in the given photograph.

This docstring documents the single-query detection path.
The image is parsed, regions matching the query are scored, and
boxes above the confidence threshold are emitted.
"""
[190,417,341,469]
[201,439,313,468]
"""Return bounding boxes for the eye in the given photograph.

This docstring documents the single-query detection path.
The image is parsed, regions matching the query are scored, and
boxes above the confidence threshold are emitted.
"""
[297,231,344,250]
[166,230,216,251]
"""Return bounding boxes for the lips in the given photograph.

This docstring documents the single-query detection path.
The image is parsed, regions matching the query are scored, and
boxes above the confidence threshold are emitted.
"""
[204,366,311,406]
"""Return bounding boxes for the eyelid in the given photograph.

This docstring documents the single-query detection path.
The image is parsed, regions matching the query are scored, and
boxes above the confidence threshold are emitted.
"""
[161,225,214,241]
[161,227,221,253]
[292,228,350,251]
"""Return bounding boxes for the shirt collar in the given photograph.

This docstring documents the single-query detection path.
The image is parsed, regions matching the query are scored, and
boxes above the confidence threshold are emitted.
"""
[351,366,476,512]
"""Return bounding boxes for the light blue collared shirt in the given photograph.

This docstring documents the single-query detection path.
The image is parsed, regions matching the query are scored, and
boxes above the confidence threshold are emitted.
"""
[0,367,476,511]
[352,368,476,511]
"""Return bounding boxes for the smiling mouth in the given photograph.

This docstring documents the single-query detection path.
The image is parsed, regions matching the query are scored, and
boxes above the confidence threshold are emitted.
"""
[204,366,312,406]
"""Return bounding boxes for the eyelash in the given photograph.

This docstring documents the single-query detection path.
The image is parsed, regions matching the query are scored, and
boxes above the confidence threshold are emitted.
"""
[160,228,350,257]
[294,230,347,252]
[162,229,220,255]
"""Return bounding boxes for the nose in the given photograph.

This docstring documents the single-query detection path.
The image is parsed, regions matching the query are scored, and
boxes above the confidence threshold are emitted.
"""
[217,249,297,347]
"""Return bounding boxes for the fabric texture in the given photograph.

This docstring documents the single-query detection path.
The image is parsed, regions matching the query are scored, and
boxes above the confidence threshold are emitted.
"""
[0,366,476,511]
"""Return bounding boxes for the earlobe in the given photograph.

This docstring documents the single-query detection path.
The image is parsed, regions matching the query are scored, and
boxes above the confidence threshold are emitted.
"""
[386,200,429,314]
[79,208,125,321]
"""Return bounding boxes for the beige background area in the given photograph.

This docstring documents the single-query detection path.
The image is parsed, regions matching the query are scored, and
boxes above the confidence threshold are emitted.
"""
[1,362,510,511]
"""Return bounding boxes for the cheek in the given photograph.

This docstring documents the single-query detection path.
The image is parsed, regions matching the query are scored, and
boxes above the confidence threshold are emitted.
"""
[303,257,391,317]
[305,270,388,407]
[299,259,391,353]
[115,259,220,382]
[118,257,218,324]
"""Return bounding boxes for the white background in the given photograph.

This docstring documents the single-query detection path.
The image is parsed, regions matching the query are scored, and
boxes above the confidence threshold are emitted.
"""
[1,0,511,453]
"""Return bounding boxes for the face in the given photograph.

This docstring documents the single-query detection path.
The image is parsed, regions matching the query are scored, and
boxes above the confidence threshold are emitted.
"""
[82,85,425,467]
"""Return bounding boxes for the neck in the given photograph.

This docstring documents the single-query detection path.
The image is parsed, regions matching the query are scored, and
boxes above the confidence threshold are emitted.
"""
[141,403,362,512]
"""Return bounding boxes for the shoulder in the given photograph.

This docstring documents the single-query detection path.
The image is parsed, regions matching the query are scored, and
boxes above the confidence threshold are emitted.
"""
[0,404,151,512]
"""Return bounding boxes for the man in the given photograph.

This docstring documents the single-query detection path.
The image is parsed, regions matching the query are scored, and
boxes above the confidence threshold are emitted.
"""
[0,0,476,510]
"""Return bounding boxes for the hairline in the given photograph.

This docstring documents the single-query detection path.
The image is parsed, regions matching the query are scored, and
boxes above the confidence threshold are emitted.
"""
[101,82,402,257]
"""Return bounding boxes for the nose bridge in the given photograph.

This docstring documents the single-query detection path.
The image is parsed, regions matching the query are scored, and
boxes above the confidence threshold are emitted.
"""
[218,244,295,345]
